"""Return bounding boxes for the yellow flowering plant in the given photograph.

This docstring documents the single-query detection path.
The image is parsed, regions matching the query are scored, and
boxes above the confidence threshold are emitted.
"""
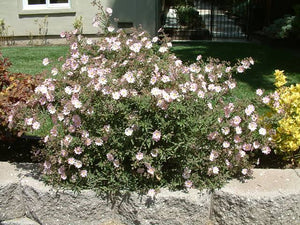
[264,70,300,165]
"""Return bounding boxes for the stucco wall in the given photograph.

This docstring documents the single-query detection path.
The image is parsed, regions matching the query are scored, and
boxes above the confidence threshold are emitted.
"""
[0,0,159,38]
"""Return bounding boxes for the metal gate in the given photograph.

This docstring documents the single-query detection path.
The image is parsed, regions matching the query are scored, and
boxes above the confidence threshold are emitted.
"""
[163,0,251,40]
[197,0,250,39]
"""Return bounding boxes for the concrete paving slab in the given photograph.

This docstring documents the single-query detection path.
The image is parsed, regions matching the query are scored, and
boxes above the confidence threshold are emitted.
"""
[1,217,39,225]
[212,169,300,225]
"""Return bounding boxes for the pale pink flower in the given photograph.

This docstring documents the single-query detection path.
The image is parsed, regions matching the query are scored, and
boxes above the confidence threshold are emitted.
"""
[185,180,193,188]
[239,150,246,158]
[147,189,156,198]
[112,92,120,100]
[152,37,158,43]
[158,46,168,53]
[196,55,202,61]
[253,141,260,149]
[245,104,255,116]
[259,128,267,136]
[61,173,67,180]
[68,157,75,165]
[262,146,271,155]
[234,135,242,143]
[231,116,241,126]
[209,150,218,161]
[235,126,242,134]
[256,89,263,96]
[71,42,78,50]
[262,96,270,104]
[65,86,73,95]
[85,138,92,146]
[151,87,161,96]
[212,166,219,174]
[80,170,87,177]
[95,138,103,146]
[221,127,230,135]
[241,169,248,175]
[61,149,68,157]
[47,104,56,114]
[237,66,244,73]
[106,7,113,15]
[248,122,257,131]
[51,68,58,76]
[107,26,115,33]
[71,96,82,109]
[58,166,65,174]
[136,152,143,161]
[42,58,49,66]
[113,159,120,168]
[125,128,133,136]
[147,167,155,175]
[242,143,252,151]
[152,130,161,142]
[74,160,82,168]
[25,118,33,126]
[74,147,83,155]
[81,54,89,65]
[60,31,66,38]
[223,141,230,148]
[43,161,51,170]
[130,43,142,53]
[32,121,40,130]
[50,127,58,137]
[106,153,114,161]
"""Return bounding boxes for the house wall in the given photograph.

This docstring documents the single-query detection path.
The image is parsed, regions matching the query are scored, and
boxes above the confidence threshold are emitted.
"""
[0,0,160,39]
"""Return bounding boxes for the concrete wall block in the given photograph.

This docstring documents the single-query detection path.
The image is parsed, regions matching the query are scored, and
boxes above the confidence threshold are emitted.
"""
[0,163,25,221]
[115,189,212,225]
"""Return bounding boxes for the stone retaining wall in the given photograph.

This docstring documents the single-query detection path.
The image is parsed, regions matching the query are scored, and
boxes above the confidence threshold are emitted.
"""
[0,162,299,225]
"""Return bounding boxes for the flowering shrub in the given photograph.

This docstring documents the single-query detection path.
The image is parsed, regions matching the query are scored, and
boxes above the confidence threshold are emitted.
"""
[0,52,42,139]
[261,70,300,165]
[18,3,272,195]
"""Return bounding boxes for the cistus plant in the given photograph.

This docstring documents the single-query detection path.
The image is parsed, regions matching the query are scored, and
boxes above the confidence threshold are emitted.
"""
[16,2,273,196]
[261,70,300,165]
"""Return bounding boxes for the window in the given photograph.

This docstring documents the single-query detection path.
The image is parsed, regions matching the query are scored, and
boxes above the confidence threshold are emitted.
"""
[23,0,70,10]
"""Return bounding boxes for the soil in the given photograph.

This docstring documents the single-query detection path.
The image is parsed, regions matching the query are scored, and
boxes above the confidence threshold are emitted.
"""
[0,135,42,162]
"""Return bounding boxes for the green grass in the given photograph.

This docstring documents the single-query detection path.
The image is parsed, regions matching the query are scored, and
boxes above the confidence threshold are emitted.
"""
[171,41,300,99]
[0,45,69,74]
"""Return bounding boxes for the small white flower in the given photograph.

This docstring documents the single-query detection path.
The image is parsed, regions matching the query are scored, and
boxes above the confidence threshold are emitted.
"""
[125,127,133,136]
[43,58,49,66]
[136,152,143,161]
[241,168,248,175]
[212,166,219,174]
[106,7,113,15]
[107,26,115,32]
[259,128,267,136]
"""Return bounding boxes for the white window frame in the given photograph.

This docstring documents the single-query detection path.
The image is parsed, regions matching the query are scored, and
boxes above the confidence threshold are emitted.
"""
[23,0,71,10]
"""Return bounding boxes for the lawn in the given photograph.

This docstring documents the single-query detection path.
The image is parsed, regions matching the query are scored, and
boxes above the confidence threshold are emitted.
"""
[1,41,300,100]
[0,45,69,74]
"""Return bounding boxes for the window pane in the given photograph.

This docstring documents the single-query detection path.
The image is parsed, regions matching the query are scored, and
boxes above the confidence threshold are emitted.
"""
[50,0,69,3]
[28,0,46,4]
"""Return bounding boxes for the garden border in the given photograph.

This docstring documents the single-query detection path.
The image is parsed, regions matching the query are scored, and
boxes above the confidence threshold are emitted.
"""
[0,162,299,225]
